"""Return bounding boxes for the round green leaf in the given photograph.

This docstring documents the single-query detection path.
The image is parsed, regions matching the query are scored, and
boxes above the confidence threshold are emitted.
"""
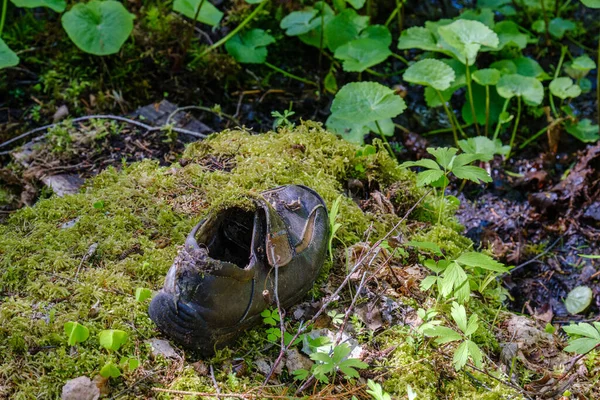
[329,82,406,124]
[548,18,575,39]
[64,321,89,346]
[581,0,600,7]
[566,119,600,143]
[472,68,500,86]
[403,59,456,91]
[0,38,19,69]
[61,1,135,56]
[324,8,369,52]
[173,0,223,27]
[10,0,66,12]
[438,20,499,64]
[490,59,517,75]
[225,29,275,64]
[397,26,438,52]
[496,74,544,105]
[99,329,128,351]
[100,362,121,378]
[280,9,318,36]
[513,57,548,79]
[359,25,392,47]
[565,286,593,315]
[572,55,596,72]
[326,115,370,144]
[492,21,529,50]
[334,38,391,72]
[135,287,152,302]
[549,77,582,99]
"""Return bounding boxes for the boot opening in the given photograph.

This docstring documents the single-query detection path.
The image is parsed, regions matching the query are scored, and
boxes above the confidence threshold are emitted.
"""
[206,208,255,268]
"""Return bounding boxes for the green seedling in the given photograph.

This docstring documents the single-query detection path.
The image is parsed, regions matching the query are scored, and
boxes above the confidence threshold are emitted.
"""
[64,321,89,346]
[99,329,128,352]
[366,379,392,400]
[135,287,153,302]
[295,343,367,383]
[422,302,483,371]
[326,82,406,152]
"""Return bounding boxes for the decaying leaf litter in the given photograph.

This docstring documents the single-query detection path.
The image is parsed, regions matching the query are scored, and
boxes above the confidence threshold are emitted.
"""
[1,0,600,399]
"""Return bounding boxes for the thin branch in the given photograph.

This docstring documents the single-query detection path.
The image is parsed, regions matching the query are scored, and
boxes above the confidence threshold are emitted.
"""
[507,234,565,275]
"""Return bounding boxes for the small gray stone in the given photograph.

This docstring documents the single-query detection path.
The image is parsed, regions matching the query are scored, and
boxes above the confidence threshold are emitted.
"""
[285,348,313,374]
[61,376,99,400]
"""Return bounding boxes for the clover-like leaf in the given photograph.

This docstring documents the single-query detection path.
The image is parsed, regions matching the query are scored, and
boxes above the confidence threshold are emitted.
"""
[472,68,500,86]
[0,38,19,69]
[565,119,600,143]
[334,38,391,72]
[135,287,152,302]
[61,0,135,56]
[328,82,406,124]
[225,29,275,64]
[438,20,499,64]
[403,59,456,91]
[565,286,593,315]
[64,321,89,346]
[173,0,223,27]
[397,26,439,52]
[100,362,121,378]
[496,74,544,105]
[549,77,582,99]
[280,9,318,36]
[99,329,128,351]
[10,0,66,12]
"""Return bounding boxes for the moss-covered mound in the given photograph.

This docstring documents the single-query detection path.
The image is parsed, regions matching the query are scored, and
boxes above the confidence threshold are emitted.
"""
[0,123,515,399]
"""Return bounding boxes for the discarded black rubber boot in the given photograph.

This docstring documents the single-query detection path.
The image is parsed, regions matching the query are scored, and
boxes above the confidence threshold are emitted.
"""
[148,185,329,355]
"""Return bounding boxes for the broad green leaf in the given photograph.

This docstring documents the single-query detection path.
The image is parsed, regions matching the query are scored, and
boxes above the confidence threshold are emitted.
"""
[423,326,463,344]
[513,57,549,79]
[564,337,600,354]
[465,314,479,336]
[346,0,366,9]
[99,329,128,351]
[571,55,596,72]
[324,70,338,93]
[427,147,457,169]
[173,0,223,27]
[403,59,456,91]
[225,29,275,64]
[563,322,600,339]
[490,59,517,75]
[472,68,501,86]
[459,8,495,29]
[420,275,438,291]
[453,341,470,370]
[0,39,19,69]
[401,159,441,170]
[460,82,504,126]
[581,0,600,7]
[416,170,445,187]
[496,74,544,105]
[334,38,391,72]
[438,20,499,64]
[565,286,593,315]
[455,252,508,272]
[325,115,370,144]
[397,26,439,52]
[407,240,443,255]
[100,362,121,378]
[549,77,582,99]
[297,2,335,48]
[424,59,466,107]
[451,302,468,333]
[451,166,492,184]
[359,25,392,47]
[466,340,483,367]
[458,136,510,160]
[324,8,369,52]
[440,262,467,297]
[61,1,135,56]
[332,343,352,362]
[366,118,395,137]
[565,119,600,143]
[10,0,65,12]
[280,10,318,36]
[548,18,575,39]
[135,287,152,302]
[492,21,529,50]
[64,321,89,346]
[329,82,406,124]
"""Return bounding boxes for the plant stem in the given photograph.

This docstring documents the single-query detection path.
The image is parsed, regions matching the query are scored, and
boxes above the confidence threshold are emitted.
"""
[0,0,7,36]
[506,96,521,160]
[374,120,395,159]
[190,0,268,65]
[465,60,480,136]
[423,124,471,136]
[493,97,511,140]
[540,0,551,46]
[264,62,318,87]
[484,85,490,137]
[182,0,206,59]
[549,46,567,119]
[390,52,409,65]
[436,89,459,146]
[318,6,325,85]
[518,118,564,149]
[437,172,448,224]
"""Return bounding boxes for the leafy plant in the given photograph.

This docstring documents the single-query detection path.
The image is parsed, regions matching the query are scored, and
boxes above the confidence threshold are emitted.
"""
[173,0,223,27]
[422,302,484,370]
[564,322,600,354]
[295,343,367,383]
[366,379,392,400]
[99,329,128,351]
[326,82,406,150]
[261,308,281,326]
[64,321,89,346]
